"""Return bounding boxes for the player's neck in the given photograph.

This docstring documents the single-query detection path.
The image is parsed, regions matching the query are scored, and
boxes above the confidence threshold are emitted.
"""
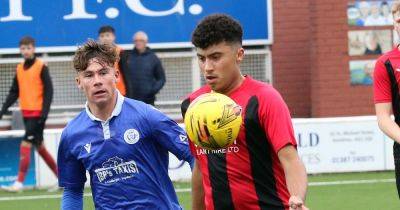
[88,93,118,121]
[220,73,245,96]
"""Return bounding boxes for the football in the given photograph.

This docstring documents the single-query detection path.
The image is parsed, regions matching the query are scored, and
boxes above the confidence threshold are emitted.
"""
[184,92,242,150]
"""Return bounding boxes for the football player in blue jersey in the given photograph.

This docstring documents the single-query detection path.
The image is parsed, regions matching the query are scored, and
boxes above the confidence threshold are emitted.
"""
[57,40,194,210]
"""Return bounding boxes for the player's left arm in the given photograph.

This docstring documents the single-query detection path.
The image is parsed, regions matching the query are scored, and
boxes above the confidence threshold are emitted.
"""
[40,65,53,122]
[278,145,308,210]
[147,106,194,167]
[260,87,308,209]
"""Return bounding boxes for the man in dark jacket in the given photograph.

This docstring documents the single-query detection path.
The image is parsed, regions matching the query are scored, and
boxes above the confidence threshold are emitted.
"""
[121,31,166,105]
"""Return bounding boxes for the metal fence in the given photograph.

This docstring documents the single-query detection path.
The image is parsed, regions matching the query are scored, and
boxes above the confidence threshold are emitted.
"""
[0,48,272,119]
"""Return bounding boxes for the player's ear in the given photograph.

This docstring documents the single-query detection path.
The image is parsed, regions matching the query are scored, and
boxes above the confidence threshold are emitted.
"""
[75,76,83,90]
[114,68,120,83]
[236,47,244,64]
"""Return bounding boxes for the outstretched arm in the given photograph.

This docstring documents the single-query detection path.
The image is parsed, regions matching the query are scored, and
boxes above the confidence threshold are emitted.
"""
[192,160,205,210]
[278,145,308,210]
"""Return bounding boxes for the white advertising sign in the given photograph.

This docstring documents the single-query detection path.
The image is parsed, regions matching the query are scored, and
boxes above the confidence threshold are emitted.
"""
[294,117,387,173]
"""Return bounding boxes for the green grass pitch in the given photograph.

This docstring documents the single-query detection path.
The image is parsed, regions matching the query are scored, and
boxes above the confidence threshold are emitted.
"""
[0,171,398,210]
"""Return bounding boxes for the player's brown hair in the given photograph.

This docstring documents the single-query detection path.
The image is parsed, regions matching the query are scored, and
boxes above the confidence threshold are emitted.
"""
[392,1,400,16]
[19,36,35,47]
[98,25,115,35]
[73,40,118,72]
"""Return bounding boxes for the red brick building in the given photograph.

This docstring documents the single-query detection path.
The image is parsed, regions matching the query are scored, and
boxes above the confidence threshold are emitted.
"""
[272,0,392,117]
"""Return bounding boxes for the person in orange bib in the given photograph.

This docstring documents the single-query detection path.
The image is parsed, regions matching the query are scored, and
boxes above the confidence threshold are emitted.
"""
[98,25,127,96]
[0,36,58,192]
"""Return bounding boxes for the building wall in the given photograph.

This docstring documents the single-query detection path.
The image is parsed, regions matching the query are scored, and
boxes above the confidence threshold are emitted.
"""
[273,0,378,117]
[272,0,312,117]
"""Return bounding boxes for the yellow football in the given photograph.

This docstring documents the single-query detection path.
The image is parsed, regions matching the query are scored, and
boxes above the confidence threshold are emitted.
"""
[184,92,242,150]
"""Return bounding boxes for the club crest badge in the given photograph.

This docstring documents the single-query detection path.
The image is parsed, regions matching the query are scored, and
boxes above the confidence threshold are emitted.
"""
[124,129,140,144]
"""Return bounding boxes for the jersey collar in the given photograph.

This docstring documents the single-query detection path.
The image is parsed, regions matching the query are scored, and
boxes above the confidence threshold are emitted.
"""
[85,90,124,122]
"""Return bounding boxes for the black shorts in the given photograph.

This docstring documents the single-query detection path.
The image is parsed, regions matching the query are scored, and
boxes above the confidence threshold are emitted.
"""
[394,142,400,198]
[23,117,44,146]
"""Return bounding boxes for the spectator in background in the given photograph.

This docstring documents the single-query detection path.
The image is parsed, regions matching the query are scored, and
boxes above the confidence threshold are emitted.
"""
[98,25,127,96]
[121,31,166,105]
[0,36,58,192]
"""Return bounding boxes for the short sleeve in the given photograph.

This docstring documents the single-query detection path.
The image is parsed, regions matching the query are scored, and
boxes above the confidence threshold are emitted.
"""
[57,129,87,188]
[259,87,297,154]
[373,59,392,104]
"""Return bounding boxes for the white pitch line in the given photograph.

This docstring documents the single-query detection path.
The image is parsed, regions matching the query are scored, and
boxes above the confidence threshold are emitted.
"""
[0,193,92,201]
[176,188,191,192]
[308,178,395,186]
[0,179,396,201]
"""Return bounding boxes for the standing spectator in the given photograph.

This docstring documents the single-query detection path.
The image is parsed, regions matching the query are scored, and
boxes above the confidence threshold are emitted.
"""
[121,31,166,105]
[98,25,127,96]
[0,36,58,192]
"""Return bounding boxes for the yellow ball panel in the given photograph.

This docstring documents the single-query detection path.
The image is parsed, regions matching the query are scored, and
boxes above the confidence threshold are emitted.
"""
[184,93,242,150]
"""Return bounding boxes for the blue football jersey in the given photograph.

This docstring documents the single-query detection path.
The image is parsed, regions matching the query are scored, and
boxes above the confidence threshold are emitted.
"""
[58,93,193,210]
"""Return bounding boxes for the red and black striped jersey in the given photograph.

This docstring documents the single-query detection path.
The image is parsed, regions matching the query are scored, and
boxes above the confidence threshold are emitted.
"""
[181,76,297,210]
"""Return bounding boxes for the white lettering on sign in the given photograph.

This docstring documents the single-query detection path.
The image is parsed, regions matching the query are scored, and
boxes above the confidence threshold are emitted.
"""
[124,0,184,16]
[64,0,97,20]
[0,0,32,22]
[1,0,204,22]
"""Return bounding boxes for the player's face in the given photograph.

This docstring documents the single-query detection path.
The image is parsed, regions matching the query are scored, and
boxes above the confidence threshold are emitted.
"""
[19,44,35,59]
[99,32,116,45]
[76,59,119,107]
[196,42,244,94]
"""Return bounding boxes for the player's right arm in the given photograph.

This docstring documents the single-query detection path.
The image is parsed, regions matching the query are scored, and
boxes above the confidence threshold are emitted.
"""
[192,160,205,210]
[375,103,400,143]
[57,129,86,210]
[0,76,19,119]
[40,65,53,123]
[373,59,400,143]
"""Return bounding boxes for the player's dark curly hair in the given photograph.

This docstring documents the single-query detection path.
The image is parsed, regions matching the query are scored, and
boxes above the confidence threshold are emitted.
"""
[73,39,118,72]
[192,14,243,49]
